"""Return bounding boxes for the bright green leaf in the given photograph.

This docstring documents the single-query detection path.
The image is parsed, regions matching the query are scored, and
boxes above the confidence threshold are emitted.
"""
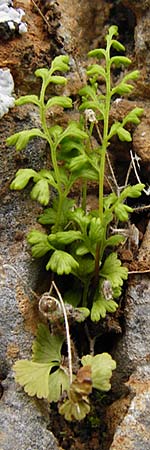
[107,25,118,38]
[88,48,106,59]
[36,169,56,183]
[15,95,40,107]
[123,107,144,125]
[111,40,125,52]
[46,250,79,274]
[91,297,106,321]
[48,368,70,402]
[38,208,57,225]
[13,360,55,399]
[73,166,99,181]
[69,208,91,232]
[81,353,116,391]
[10,168,37,190]
[60,137,84,154]
[91,296,118,321]
[79,85,97,100]
[89,217,102,243]
[6,128,46,151]
[51,55,70,73]
[46,96,72,110]
[49,124,63,140]
[48,230,82,246]
[112,82,134,96]
[32,323,63,363]
[87,65,106,79]
[79,100,104,115]
[114,203,133,221]
[69,154,88,171]
[110,56,131,67]
[102,210,113,227]
[105,234,125,247]
[49,75,67,85]
[120,183,145,200]
[100,252,128,288]
[35,67,49,83]
[60,122,88,142]
[117,127,132,142]
[108,122,121,139]
[30,179,50,205]
[76,244,89,256]
[104,193,118,209]
[123,70,140,81]
[59,398,90,421]
[27,230,53,257]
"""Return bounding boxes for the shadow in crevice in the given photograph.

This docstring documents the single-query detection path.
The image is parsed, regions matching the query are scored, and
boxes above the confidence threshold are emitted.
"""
[107,1,136,53]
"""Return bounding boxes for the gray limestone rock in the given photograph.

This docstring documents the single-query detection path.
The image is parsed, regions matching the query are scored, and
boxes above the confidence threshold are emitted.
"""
[0,373,59,450]
[110,365,150,450]
[110,221,150,449]
[0,103,59,450]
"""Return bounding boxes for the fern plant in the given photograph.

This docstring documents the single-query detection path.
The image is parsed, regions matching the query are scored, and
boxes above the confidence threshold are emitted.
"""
[7,26,144,420]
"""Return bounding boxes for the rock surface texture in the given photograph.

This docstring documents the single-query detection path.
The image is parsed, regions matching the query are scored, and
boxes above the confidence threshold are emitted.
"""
[0,1,150,449]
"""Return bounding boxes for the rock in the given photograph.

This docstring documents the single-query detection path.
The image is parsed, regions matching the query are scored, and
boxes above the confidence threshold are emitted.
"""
[112,221,150,380]
[0,375,58,450]
[0,198,60,450]
[0,0,27,40]
[139,220,150,261]
[109,365,150,450]
[108,221,150,448]
[0,373,59,450]
[0,68,15,118]
[123,0,150,13]
[0,104,59,450]
[0,249,59,450]
[133,114,150,162]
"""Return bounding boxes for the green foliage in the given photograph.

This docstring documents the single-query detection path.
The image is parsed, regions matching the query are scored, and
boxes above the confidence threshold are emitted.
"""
[59,396,91,421]
[59,353,116,420]
[8,28,144,421]
[100,253,128,288]
[27,230,53,257]
[7,128,45,150]
[91,297,119,322]
[13,324,67,400]
[46,250,79,274]
[81,353,116,391]
[14,323,116,420]
[10,168,37,190]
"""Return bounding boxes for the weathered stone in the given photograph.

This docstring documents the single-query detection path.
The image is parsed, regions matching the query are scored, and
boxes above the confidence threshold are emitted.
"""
[0,103,59,450]
[108,221,150,448]
[111,221,150,383]
[110,366,150,450]
[133,114,150,162]
[0,373,59,450]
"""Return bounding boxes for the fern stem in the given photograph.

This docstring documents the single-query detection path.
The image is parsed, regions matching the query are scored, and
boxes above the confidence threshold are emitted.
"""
[94,40,112,287]
[81,180,87,213]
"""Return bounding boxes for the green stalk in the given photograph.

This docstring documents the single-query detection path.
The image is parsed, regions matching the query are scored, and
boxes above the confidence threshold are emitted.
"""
[94,40,112,287]
[53,191,64,232]
[81,180,87,213]
[99,55,111,221]
[39,81,50,142]
[39,80,64,232]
